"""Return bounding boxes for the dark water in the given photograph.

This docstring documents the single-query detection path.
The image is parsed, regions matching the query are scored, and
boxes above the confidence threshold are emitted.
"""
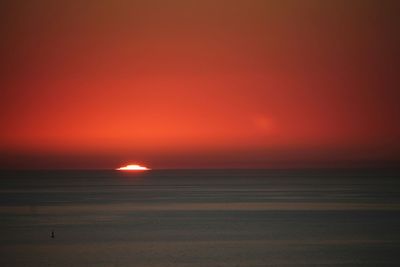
[1,169,400,266]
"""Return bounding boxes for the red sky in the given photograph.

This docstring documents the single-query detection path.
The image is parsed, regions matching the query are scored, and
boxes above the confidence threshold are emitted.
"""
[1,0,399,169]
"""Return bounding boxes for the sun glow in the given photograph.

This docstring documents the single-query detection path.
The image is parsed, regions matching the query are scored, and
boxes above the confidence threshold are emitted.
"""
[116,164,150,171]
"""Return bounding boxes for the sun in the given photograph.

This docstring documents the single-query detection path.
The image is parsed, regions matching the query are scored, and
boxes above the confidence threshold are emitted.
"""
[116,164,150,171]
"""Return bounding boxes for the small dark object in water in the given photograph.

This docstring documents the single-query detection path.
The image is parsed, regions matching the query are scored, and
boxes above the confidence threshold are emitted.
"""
[51,230,55,238]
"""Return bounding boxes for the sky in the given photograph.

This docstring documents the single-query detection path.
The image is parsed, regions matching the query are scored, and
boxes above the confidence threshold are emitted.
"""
[1,0,399,169]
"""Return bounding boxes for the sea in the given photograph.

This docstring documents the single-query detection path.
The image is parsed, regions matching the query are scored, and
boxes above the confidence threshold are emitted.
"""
[0,169,399,266]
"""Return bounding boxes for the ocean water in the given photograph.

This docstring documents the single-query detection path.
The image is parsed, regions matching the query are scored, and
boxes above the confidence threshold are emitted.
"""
[0,169,399,266]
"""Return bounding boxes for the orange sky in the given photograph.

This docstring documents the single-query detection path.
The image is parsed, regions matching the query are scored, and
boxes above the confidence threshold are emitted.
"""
[1,0,399,169]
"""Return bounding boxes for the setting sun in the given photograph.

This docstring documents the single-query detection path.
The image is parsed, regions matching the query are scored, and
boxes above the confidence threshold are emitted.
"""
[116,164,150,171]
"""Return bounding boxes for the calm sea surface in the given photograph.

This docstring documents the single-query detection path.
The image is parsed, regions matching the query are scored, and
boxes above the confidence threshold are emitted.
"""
[1,169,399,266]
